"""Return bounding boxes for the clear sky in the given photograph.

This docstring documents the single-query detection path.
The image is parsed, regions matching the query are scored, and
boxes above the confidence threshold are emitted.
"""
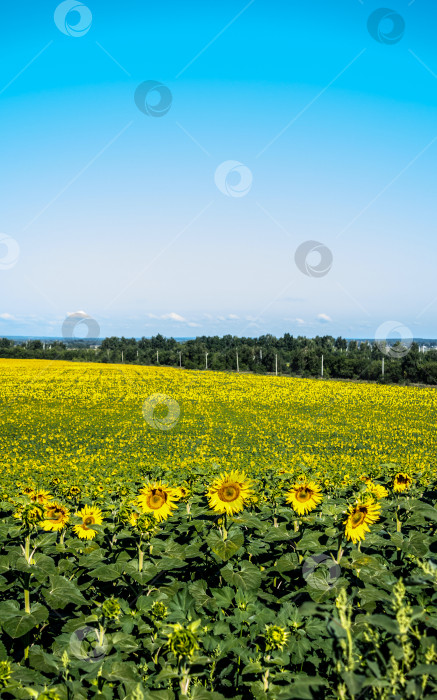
[1,0,436,340]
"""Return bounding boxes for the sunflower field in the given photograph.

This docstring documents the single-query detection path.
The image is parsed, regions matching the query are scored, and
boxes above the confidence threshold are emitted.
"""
[0,359,437,699]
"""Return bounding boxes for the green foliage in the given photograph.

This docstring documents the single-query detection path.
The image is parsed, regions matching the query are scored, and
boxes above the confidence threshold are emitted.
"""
[0,487,436,698]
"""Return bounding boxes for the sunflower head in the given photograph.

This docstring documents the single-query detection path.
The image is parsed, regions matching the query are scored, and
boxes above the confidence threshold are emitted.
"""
[285,480,323,516]
[68,486,82,500]
[366,481,388,500]
[344,497,381,543]
[264,624,290,651]
[137,482,178,522]
[393,473,413,493]
[41,502,70,531]
[73,505,103,540]
[207,470,253,516]
[102,597,121,619]
[167,622,199,658]
[37,690,62,700]
[30,490,52,505]
[151,601,168,620]
[0,660,12,687]
[14,502,45,528]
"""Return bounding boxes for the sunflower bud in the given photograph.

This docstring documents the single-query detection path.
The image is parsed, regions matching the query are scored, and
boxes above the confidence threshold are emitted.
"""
[102,597,121,619]
[167,622,200,658]
[0,660,12,687]
[264,624,290,651]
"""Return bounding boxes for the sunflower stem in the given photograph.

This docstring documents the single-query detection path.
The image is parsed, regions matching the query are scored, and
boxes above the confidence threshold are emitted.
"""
[138,537,144,572]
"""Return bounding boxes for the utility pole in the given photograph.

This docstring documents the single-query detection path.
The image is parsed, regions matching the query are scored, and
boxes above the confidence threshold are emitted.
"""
[178,351,182,368]
[321,354,324,378]
[136,349,139,359]
[156,350,159,364]
[121,350,124,363]
[205,352,208,370]
[260,348,262,360]
[382,356,384,378]
[107,349,109,360]
[236,351,239,373]
[275,354,278,376]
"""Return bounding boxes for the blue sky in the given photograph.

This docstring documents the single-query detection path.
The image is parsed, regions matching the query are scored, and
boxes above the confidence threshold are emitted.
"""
[1,0,436,339]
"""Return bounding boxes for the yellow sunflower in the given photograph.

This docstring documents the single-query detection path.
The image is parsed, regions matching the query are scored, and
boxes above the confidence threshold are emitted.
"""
[393,473,413,493]
[207,470,253,516]
[73,505,103,540]
[41,502,70,531]
[285,480,323,516]
[137,482,178,522]
[366,481,389,500]
[344,497,381,543]
[30,489,52,505]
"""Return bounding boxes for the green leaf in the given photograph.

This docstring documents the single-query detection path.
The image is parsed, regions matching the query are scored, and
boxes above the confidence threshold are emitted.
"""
[43,575,86,609]
[90,564,123,581]
[207,530,244,561]
[221,561,262,591]
[3,605,48,638]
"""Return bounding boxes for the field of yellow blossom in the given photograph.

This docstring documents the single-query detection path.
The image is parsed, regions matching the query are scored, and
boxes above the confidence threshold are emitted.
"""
[1,359,436,495]
[0,358,436,699]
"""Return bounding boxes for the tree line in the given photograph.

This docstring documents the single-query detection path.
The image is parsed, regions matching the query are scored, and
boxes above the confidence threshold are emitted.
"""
[0,334,436,385]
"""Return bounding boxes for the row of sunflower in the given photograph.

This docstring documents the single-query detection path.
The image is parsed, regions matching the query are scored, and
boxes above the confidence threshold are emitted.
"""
[12,470,413,545]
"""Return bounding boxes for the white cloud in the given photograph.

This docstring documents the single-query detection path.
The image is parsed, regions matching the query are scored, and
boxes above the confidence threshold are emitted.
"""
[0,313,14,320]
[296,318,305,325]
[227,314,239,320]
[317,313,332,323]
[188,322,201,327]
[162,312,186,322]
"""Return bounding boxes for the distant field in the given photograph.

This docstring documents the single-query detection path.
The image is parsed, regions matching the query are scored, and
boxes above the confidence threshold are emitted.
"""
[1,358,436,491]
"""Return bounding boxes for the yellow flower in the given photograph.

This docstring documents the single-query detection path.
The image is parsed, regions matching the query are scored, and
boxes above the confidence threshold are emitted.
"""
[366,481,389,500]
[285,480,323,515]
[344,497,381,543]
[41,502,70,531]
[264,624,290,651]
[30,489,52,505]
[73,505,103,540]
[207,470,253,516]
[393,472,413,493]
[137,482,178,522]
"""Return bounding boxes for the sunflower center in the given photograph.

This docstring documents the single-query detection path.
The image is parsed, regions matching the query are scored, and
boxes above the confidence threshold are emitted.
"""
[83,516,95,527]
[397,475,408,484]
[350,508,366,528]
[147,489,167,510]
[296,487,312,502]
[218,483,240,502]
